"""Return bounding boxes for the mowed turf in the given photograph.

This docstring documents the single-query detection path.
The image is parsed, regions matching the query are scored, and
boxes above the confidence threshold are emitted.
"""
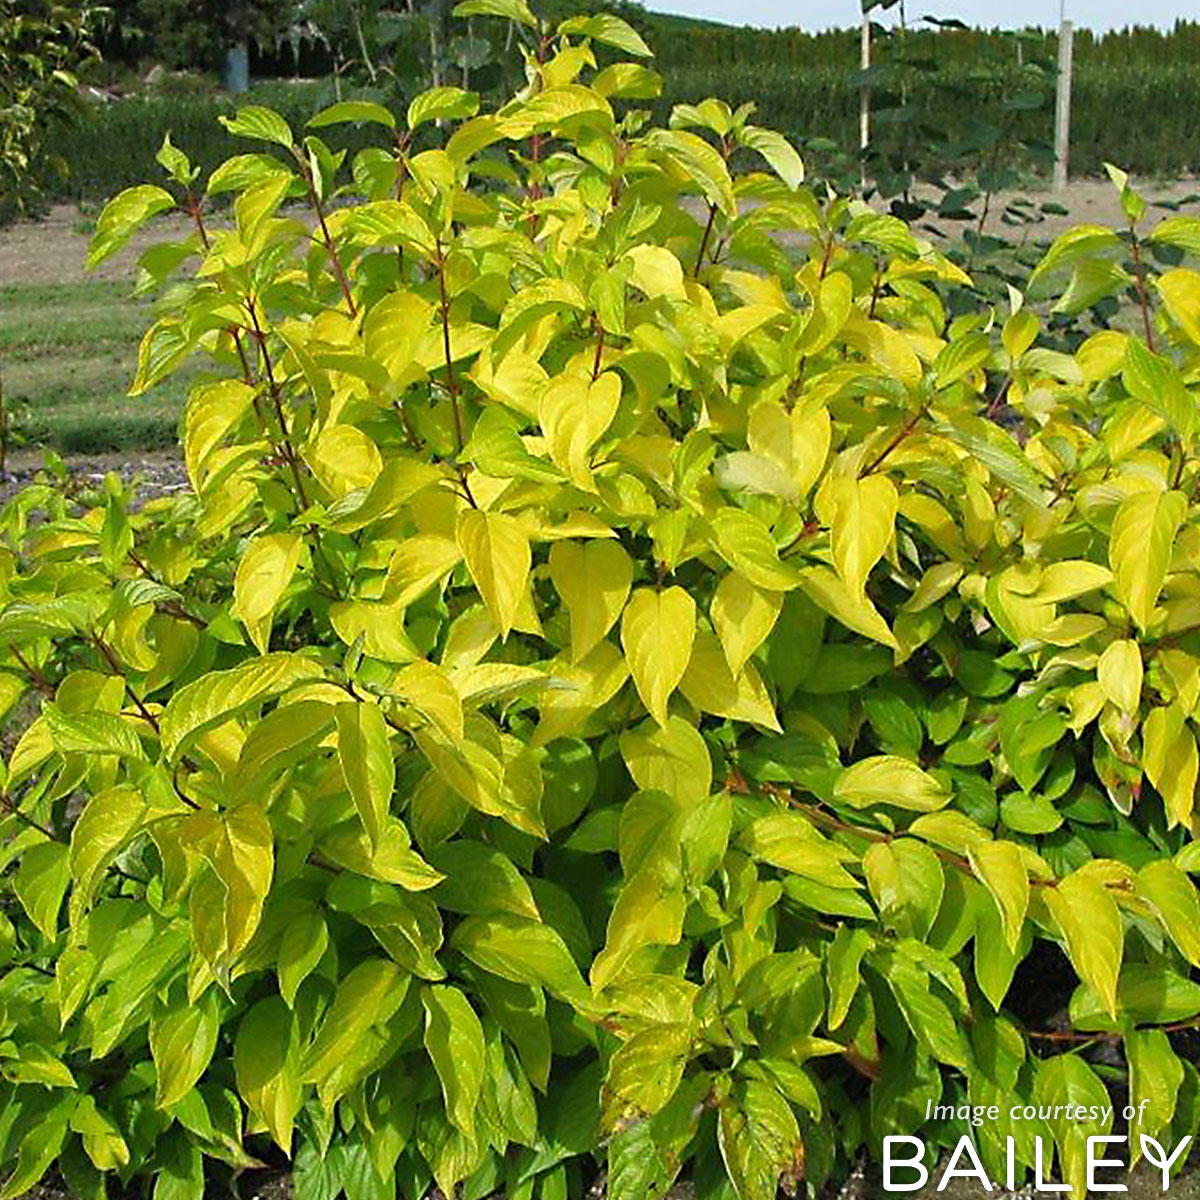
[0,279,190,454]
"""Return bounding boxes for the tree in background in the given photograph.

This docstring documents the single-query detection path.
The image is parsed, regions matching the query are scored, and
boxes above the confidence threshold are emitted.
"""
[100,0,289,72]
[0,0,104,478]
[0,0,103,217]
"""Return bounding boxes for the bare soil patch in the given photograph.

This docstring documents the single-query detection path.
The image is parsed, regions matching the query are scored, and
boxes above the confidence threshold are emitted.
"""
[0,204,197,289]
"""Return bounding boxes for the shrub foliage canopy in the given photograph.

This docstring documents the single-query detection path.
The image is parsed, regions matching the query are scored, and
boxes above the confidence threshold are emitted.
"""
[2,6,1200,1198]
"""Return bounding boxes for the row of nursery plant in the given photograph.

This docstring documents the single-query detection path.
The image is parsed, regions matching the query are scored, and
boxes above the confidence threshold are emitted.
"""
[2,3,1200,1198]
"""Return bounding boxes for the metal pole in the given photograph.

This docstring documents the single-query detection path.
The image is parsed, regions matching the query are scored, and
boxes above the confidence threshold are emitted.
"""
[1053,19,1073,191]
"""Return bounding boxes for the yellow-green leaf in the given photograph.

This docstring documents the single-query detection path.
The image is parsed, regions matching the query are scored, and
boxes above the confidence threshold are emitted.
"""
[234,996,302,1154]
[740,812,859,889]
[232,532,302,654]
[1109,489,1186,631]
[540,372,622,488]
[1142,704,1199,828]
[150,988,220,1108]
[968,840,1029,952]
[456,509,531,639]
[1136,859,1200,967]
[306,424,383,501]
[549,539,633,661]
[1156,267,1200,346]
[422,984,487,1139]
[160,653,323,760]
[1044,871,1123,1019]
[829,474,897,597]
[335,702,395,849]
[833,756,950,812]
[679,632,780,731]
[1097,638,1143,715]
[620,587,696,727]
[710,572,783,677]
[709,508,801,592]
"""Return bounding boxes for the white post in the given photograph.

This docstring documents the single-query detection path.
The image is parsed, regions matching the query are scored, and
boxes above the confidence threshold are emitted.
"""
[1053,20,1074,191]
[860,10,871,188]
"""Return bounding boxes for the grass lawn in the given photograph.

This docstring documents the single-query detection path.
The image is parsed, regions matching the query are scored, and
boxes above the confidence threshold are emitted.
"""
[0,279,190,455]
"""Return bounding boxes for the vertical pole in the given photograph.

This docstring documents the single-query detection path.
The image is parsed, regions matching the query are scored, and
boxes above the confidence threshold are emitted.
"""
[860,9,871,187]
[223,42,250,94]
[1053,19,1074,191]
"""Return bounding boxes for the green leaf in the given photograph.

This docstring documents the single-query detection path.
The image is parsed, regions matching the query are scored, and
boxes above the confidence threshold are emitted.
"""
[1126,1028,1182,1143]
[218,105,295,148]
[234,997,302,1153]
[87,184,175,269]
[277,909,329,1007]
[647,129,737,218]
[232,532,303,653]
[206,152,292,194]
[558,14,653,56]
[304,958,410,1084]
[834,756,949,812]
[1071,965,1200,1029]
[876,948,968,1067]
[335,701,395,850]
[717,1079,801,1200]
[451,913,589,1006]
[968,840,1029,952]
[1030,224,1123,284]
[128,317,191,396]
[1123,338,1196,441]
[422,984,487,1139]
[1136,859,1200,967]
[1033,1055,1112,1196]
[156,131,194,184]
[1044,871,1124,1019]
[153,1132,204,1200]
[592,870,686,991]
[407,87,480,131]
[44,703,145,759]
[14,840,70,939]
[429,839,538,919]
[607,1119,675,1200]
[160,652,323,760]
[0,1100,70,1199]
[452,0,537,26]
[738,126,804,189]
[69,785,146,924]
[151,987,221,1107]
[620,587,696,727]
[310,100,396,130]
[863,839,943,939]
[1149,215,1200,256]
[1109,489,1187,631]
[708,509,801,592]
[934,416,1047,506]
[741,812,859,890]
[825,926,871,1029]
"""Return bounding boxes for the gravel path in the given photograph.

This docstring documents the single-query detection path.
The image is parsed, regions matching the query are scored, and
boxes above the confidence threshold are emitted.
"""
[0,448,189,507]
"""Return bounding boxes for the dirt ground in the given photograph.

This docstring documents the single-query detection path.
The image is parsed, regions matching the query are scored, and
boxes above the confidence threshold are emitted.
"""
[970,175,1200,238]
[2,174,1198,292]
[0,205,197,289]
